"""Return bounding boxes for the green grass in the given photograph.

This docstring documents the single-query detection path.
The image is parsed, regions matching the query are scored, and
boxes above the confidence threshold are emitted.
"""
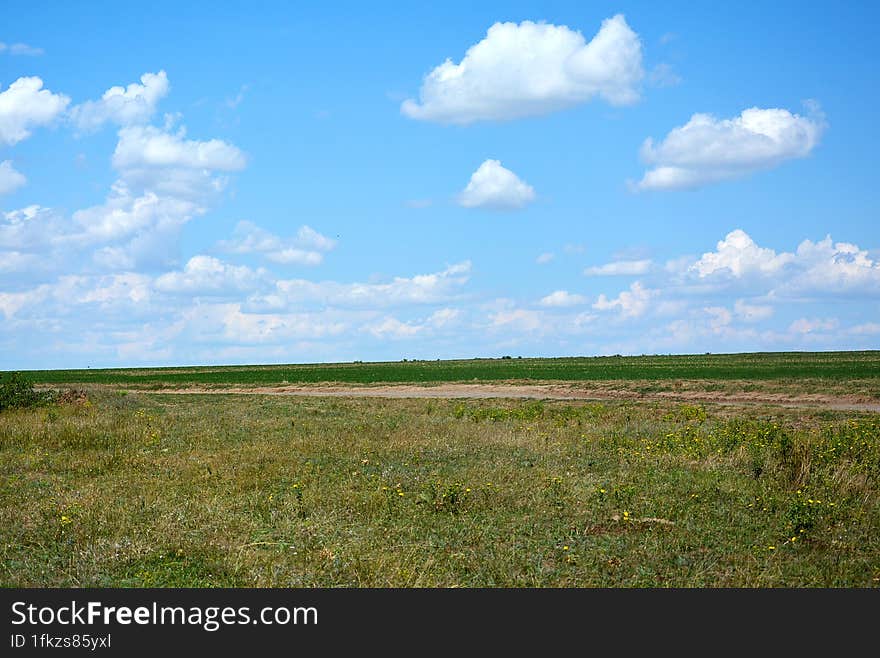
[2,389,878,587]
[11,350,880,388]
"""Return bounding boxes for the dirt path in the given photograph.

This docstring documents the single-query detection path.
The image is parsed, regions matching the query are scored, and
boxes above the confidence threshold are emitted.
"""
[138,383,880,412]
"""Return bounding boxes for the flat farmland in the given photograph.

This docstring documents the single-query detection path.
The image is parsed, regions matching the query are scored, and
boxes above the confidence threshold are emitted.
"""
[18,351,880,390]
[1,351,878,587]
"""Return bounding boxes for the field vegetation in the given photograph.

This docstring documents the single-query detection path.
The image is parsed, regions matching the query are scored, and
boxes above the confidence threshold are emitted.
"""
[2,362,878,586]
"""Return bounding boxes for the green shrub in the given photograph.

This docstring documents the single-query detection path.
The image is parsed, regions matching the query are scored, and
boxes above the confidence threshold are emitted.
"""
[0,372,55,412]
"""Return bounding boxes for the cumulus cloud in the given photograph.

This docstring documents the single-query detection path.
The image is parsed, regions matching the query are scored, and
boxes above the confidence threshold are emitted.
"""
[219,220,336,266]
[113,124,246,171]
[782,236,880,297]
[584,259,651,276]
[457,159,535,210]
[691,229,794,279]
[540,290,587,307]
[70,71,170,132]
[72,186,199,245]
[593,281,653,317]
[0,160,26,195]
[634,106,825,191]
[0,77,70,146]
[402,14,643,124]
[154,255,266,295]
[688,229,880,298]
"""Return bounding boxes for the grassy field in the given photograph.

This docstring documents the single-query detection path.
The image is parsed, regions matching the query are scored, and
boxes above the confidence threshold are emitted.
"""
[15,350,880,390]
[2,381,878,587]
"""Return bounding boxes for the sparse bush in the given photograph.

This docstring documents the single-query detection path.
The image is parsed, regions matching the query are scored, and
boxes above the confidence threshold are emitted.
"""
[0,372,55,412]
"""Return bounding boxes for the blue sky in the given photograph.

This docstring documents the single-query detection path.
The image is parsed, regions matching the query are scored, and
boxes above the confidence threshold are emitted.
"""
[1,1,878,369]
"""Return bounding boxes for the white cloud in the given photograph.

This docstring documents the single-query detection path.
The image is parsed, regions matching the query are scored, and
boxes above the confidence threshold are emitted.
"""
[0,250,41,273]
[536,252,555,265]
[0,77,70,146]
[1,204,52,244]
[77,273,153,306]
[0,284,50,319]
[1,43,44,56]
[72,185,202,246]
[0,160,26,195]
[734,299,774,322]
[635,106,825,191]
[688,229,880,298]
[265,261,472,309]
[366,316,423,339]
[366,308,462,340]
[540,290,587,307]
[593,281,653,317]
[219,220,336,266]
[402,14,643,124]
[691,229,793,278]
[154,255,266,295]
[180,303,348,345]
[112,124,246,171]
[70,71,170,132]
[490,308,543,331]
[457,159,535,210]
[782,236,880,297]
[584,259,651,276]
[428,308,461,327]
[789,317,838,334]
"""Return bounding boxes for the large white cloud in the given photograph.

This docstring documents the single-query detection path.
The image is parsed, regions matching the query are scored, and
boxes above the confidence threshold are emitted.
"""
[0,77,70,146]
[689,229,880,298]
[219,220,336,266]
[782,236,880,297]
[593,281,653,317]
[457,159,535,210]
[113,124,246,171]
[154,255,267,295]
[691,229,794,278]
[635,107,825,191]
[0,160,26,195]
[70,71,170,132]
[72,186,202,245]
[402,14,643,124]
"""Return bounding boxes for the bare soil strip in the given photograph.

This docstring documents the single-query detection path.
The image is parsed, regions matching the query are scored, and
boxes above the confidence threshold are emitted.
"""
[138,383,880,412]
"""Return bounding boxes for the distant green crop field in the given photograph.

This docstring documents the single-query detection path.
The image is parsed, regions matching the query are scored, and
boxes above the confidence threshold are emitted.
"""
[9,351,880,388]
